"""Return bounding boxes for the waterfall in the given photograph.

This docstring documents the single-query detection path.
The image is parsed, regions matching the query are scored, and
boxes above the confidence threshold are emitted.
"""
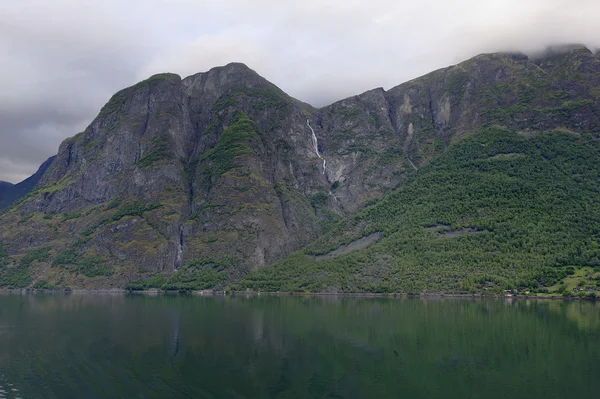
[307,119,326,175]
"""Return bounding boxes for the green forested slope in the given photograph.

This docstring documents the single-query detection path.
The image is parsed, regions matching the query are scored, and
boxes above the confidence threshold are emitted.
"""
[239,128,600,294]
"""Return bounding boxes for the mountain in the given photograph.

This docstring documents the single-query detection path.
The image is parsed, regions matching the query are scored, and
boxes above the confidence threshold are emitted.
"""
[0,181,13,213]
[0,62,407,289]
[2,45,600,294]
[0,156,55,211]
[0,181,13,199]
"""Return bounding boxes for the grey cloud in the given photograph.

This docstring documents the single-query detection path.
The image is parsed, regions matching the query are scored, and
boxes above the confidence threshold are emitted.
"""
[3,0,600,182]
[0,0,166,183]
[142,0,600,106]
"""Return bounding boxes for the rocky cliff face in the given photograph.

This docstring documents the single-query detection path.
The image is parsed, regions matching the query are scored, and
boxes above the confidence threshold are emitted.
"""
[0,64,334,286]
[316,47,600,203]
[2,46,600,289]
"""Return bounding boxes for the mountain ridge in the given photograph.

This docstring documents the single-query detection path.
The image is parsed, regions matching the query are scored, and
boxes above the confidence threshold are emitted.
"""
[2,45,600,294]
[0,156,55,210]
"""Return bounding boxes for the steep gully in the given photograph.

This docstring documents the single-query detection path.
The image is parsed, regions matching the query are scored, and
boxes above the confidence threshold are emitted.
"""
[174,99,200,272]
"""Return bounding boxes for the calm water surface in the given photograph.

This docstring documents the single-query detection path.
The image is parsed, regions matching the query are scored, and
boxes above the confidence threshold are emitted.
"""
[0,294,599,398]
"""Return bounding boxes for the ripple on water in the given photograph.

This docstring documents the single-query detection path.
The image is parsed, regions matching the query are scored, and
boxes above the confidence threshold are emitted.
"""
[0,382,22,399]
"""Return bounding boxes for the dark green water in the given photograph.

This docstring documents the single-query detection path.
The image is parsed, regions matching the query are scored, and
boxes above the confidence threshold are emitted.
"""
[0,295,599,398]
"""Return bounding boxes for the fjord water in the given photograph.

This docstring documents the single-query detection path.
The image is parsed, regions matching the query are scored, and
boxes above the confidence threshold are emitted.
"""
[0,295,598,399]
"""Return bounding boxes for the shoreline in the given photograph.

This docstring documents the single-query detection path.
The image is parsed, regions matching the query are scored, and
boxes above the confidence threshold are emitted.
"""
[0,288,596,301]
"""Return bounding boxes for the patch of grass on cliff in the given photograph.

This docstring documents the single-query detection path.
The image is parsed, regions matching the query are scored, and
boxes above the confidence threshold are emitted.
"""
[244,84,292,103]
[215,84,291,113]
[98,89,130,117]
[19,246,51,267]
[197,112,259,186]
[273,180,321,227]
[35,175,77,195]
[138,135,173,168]
[214,95,238,111]
[53,249,80,266]
[60,212,82,223]
[104,198,122,210]
[189,202,227,220]
[535,99,595,120]
[446,69,469,98]
[77,257,113,277]
[239,128,600,294]
[82,202,162,236]
[141,73,180,86]
[98,73,180,118]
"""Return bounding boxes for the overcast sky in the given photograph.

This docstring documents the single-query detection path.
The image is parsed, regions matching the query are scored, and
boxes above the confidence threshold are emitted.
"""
[1,0,599,183]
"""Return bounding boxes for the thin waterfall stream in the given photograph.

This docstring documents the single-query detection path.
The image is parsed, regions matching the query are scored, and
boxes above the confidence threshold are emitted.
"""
[307,119,326,175]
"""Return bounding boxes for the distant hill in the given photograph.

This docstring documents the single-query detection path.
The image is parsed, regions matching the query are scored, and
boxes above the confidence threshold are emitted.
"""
[0,181,14,194]
[0,181,14,206]
[0,156,55,211]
